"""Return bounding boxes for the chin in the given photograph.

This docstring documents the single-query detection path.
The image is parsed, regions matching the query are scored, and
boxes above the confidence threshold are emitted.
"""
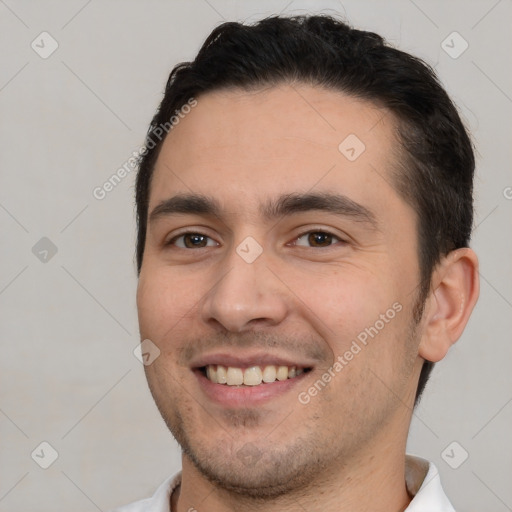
[176,430,325,499]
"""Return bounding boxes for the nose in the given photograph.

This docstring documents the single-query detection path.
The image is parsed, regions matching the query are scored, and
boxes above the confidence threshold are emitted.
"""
[200,243,289,333]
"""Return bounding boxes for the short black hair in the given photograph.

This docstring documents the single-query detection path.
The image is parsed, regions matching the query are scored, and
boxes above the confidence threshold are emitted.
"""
[135,14,475,405]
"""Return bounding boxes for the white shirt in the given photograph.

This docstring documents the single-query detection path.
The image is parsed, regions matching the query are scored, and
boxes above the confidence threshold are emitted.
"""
[111,454,455,512]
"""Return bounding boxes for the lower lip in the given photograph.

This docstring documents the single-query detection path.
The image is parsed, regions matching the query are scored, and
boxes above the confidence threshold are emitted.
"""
[194,369,310,407]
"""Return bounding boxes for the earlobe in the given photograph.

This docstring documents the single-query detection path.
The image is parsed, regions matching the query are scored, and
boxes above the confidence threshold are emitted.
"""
[418,248,480,362]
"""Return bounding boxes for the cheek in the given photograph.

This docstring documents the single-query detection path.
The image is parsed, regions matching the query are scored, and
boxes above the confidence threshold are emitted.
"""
[291,261,412,391]
[136,266,197,340]
[295,263,396,344]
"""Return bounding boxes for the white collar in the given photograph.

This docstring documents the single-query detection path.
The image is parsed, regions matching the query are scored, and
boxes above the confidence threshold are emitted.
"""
[111,454,455,511]
[404,455,456,511]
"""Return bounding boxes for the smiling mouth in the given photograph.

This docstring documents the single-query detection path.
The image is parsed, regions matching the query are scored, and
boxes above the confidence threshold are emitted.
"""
[199,364,313,386]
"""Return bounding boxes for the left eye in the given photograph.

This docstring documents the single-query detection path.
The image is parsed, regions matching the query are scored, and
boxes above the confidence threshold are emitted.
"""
[294,231,343,248]
[168,233,218,249]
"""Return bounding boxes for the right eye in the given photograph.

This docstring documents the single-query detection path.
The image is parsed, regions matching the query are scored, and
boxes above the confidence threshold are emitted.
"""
[166,232,219,249]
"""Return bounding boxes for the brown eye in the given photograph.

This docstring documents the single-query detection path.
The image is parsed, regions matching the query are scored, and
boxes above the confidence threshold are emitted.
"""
[168,233,216,248]
[294,231,343,248]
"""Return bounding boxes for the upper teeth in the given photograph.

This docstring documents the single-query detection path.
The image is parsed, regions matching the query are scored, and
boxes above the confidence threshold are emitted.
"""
[205,365,304,386]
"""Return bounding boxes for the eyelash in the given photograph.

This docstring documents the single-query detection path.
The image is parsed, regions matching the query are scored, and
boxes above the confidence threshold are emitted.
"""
[166,230,346,249]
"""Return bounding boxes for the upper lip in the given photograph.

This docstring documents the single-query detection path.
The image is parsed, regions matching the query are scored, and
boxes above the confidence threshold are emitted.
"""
[190,351,315,370]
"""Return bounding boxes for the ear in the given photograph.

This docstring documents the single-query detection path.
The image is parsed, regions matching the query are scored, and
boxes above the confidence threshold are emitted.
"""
[418,248,479,362]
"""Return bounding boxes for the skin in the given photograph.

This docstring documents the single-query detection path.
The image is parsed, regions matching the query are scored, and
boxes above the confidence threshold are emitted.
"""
[136,84,479,512]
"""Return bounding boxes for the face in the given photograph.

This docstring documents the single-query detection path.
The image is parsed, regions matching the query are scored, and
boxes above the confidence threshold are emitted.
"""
[137,84,425,497]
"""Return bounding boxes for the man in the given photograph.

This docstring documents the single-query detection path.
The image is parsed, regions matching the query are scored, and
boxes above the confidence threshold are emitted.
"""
[115,14,479,512]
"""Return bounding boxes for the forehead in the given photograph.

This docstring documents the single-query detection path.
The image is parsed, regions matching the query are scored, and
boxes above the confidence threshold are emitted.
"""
[149,84,402,220]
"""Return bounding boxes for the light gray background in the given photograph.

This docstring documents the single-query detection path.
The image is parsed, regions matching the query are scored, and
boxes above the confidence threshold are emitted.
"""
[0,1,511,511]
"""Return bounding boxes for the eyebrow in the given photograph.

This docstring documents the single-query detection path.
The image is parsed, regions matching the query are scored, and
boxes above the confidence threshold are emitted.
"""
[149,192,379,229]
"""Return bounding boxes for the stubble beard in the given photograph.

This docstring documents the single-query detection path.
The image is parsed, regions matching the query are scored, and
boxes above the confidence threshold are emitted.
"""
[145,293,425,501]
